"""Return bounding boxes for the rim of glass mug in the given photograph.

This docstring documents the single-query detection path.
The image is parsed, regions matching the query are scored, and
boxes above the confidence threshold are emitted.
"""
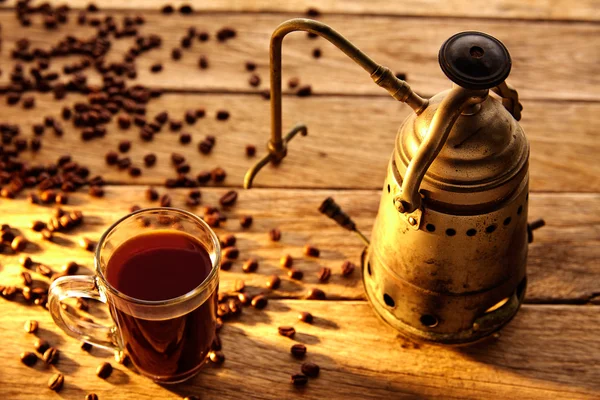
[95,207,221,306]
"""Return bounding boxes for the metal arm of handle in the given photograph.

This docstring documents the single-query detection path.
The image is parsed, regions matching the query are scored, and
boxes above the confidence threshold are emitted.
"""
[492,81,523,121]
[243,18,429,189]
[394,87,488,217]
[48,275,118,351]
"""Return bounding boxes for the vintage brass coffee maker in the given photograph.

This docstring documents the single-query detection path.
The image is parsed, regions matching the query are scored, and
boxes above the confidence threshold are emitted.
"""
[244,19,544,345]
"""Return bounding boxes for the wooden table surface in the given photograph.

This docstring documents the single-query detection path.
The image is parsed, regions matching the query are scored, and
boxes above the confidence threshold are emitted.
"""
[0,1,598,399]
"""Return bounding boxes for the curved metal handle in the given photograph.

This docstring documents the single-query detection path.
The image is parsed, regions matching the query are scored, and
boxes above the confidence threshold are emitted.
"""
[394,87,488,217]
[244,18,428,189]
[492,81,523,121]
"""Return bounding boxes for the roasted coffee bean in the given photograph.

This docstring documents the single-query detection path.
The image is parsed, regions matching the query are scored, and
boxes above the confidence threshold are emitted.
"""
[249,74,261,87]
[20,351,38,367]
[219,190,238,206]
[187,189,201,200]
[306,7,320,16]
[288,77,300,89]
[62,106,72,120]
[266,274,281,289]
[219,258,233,270]
[114,351,130,365]
[198,31,209,41]
[196,170,211,184]
[238,292,251,305]
[184,110,197,124]
[80,237,95,252]
[1,286,17,300]
[171,48,182,60]
[159,194,172,207]
[240,215,253,228]
[306,288,326,300]
[62,261,79,275]
[301,362,320,377]
[280,254,293,268]
[89,186,104,197]
[129,166,142,177]
[34,295,48,307]
[20,256,33,268]
[278,325,296,338]
[222,246,239,260]
[22,96,35,109]
[43,347,59,364]
[34,338,50,353]
[86,394,99,400]
[144,153,157,167]
[251,294,268,309]
[288,268,304,280]
[297,85,312,97]
[312,48,322,58]
[216,110,230,121]
[195,108,206,119]
[21,271,33,286]
[220,234,236,247]
[234,279,245,292]
[216,27,236,42]
[55,193,68,205]
[118,140,131,153]
[81,342,92,352]
[1,229,15,243]
[11,236,27,252]
[171,153,185,165]
[22,287,34,302]
[33,124,45,135]
[318,267,331,283]
[304,245,320,257]
[76,297,89,311]
[209,350,225,364]
[105,151,119,165]
[161,4,174,13]
[130,205,141,212]
[24,319,38,333]
[298,311,314,323]
[268,228,281,242]
[180,133,192,144]
[30,138,42,151]
[96,361,113,379]
[48,373,64,392]
[245,61,256,71]
[150,63,163,73]
[117,115,131,129]
[117,157,132,170]
[291,344,307,358]
[186,197,200,207]
[291,373,308,387]
[341,260,355,277]
[28,193,40,204]
[198,55,209,69]
[41,229,53,241]
[205,214,220,227]
[242,258,259,273]
[145,187,159,201]
[198,140,213,154]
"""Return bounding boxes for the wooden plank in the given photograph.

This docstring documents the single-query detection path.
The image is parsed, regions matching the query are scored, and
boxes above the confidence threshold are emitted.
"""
[0,300,598,399]
[0,188,598,302]
[1,0,599,22]
[0,13,599,101]
[3,93,600,191]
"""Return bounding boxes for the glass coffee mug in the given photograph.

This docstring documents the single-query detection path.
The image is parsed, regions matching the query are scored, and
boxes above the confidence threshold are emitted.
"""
[48,208,220,384]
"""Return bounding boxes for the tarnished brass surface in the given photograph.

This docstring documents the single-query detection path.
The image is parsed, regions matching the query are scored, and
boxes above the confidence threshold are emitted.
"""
[245,19,536,345]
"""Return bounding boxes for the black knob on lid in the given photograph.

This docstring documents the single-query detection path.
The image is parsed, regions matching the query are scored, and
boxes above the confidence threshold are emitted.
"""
[438,31,511,90]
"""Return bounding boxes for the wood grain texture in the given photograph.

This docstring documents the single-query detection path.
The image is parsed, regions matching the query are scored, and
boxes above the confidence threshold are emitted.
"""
[0,188,598,302]
[0,300,598,399]
[2,93,599,191]
[0,12,599,100]
[1,0,599,22]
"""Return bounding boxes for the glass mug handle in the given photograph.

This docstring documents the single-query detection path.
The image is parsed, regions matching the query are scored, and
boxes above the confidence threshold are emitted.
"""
[48,275,118,350]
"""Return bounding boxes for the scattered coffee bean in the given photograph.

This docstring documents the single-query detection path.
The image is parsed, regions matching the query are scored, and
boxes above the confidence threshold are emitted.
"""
[171,153,185,165]
[234,279,245,292]
[55,193,68,205]
[171,48,182,60]
[96,361,113,379]
[129,166,142,177]
[291,344,307,358]
[161,4,174,14]
[212,167,227,182]
[298,311,314,323]
[145,187,159,201]
[288,77,300,89]
[318,267,331,283]
[20,256,33,268]
[216,110,230,121]
[198,55,209,69]
[222,246,239,260]
[48,373,64,392]
[312,48,322,58]
[216,27,236,42]
[21,271,33,286]
[249,73,261,87]
[220,260,233,271]
[11,236,27,252]
[209,350,225,364]
[105,151,119,165]
[245,144,257,157]
[86,394,99,400]
[81,342,92,352]
[242,258,259,273]
[144,153,157,167]
[198,31,209,41]
[266,274,281,289]
[301,362,320,377]
[118,140,131,153]
[41,229,53,241]
[220,234,236,247]
[89,186,104,198]
[245,61,256,71]
[43,347,59,364]
[306,288,326,300]
[297,85,312,97]
[341,261,356,277]
[20,351,38,367]
[237,292,251,305]
[291,373,308,387]
[304,245,320,257]
[150,63,163,73]
[278,326,296,338]
[180,132,192,144]
[288,268,304,280]
[240,215,253,228]
[34,338,50,353]
[280,254,293,268]
[80,237,95,252]
[219,190,238,207]
[24,319,38,333]
[114,351,130,365]
[251,294,268,309]
[159,194,172,207]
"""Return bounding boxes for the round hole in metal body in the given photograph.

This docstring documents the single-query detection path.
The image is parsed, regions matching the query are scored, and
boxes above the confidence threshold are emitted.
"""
[469,46,484,58]
[420,314,438,328]
[445,228,456,237]
[387,184,390,193]
[426,224,436,232]
[517,205,523,215]
[466,229,477,237]
[485,224,497,233]
[367,262,372,276]
[383,293,395,308]
[503,217,511,226]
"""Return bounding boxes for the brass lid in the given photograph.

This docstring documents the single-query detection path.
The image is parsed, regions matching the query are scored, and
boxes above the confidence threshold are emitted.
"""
[395,90,528,210]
